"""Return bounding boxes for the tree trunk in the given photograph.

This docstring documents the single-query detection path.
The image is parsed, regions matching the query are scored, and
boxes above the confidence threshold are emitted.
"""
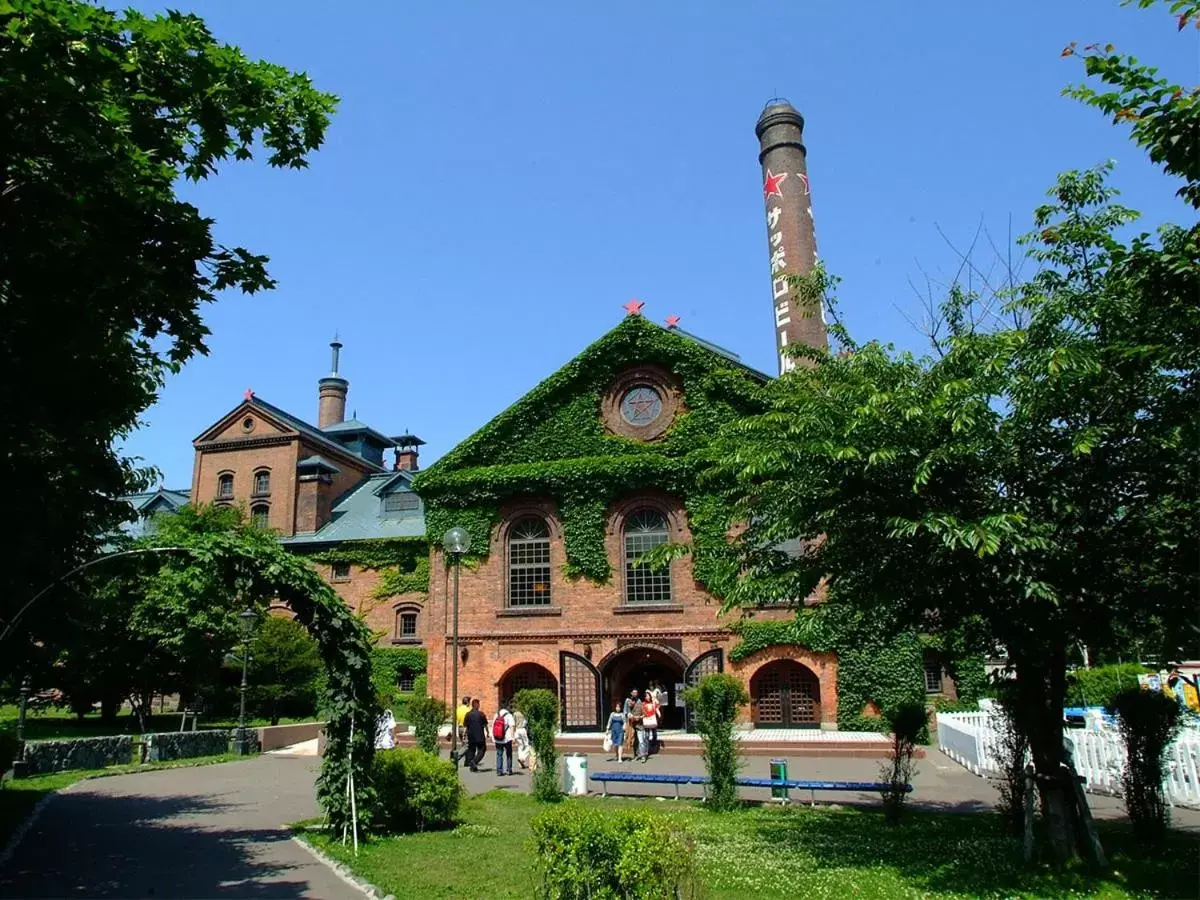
[100,695,119,723]
[1012,647,1103,865]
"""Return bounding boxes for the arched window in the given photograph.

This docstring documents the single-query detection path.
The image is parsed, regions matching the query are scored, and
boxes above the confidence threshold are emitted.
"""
[623,508,671,604]
[217,472,234,500]
[507,516,551,607]
[394,606,420,643]
[253,469,271,497]
[250,504,270,529]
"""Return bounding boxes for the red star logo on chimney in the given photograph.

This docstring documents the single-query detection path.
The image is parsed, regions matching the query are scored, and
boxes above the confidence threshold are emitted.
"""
[665,315,680,328]
[763,169,788,199]
[244,389,255,401]
[623,299,645,317]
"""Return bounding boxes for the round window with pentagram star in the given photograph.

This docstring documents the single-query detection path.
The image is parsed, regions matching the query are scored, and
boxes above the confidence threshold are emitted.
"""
[619,386,663,427]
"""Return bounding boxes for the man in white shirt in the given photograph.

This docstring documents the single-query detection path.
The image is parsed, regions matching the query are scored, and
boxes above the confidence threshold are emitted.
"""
[494,706,516,776]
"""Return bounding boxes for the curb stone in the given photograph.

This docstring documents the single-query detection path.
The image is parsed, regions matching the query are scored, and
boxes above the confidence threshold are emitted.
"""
[291,832,391,900]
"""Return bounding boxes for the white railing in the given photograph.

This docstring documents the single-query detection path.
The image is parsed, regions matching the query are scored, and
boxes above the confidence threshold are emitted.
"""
[936,711,1200,809]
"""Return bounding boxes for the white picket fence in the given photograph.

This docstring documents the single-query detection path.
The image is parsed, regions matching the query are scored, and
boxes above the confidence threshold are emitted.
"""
[936,711,1200,809]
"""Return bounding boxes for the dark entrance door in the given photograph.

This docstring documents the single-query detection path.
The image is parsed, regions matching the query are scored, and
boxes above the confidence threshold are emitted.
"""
[752,660,820,728]
[683,648,724,733]
[600,646,686,730]
[559,651,602,732]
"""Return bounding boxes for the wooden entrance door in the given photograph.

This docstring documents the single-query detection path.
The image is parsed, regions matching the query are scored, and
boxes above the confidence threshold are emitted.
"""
[753,661,820,728]
[559,651,602,732]
[683,649,723,733]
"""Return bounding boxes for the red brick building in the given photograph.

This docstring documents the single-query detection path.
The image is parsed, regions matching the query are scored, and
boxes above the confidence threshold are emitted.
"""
[136,100,969,733]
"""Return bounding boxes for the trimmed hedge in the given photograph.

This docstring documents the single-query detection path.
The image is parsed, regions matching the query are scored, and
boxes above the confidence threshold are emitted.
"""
[1068,663,1152,708]
[531,802,696,899]
[373,748,462,832]
[146,729,239,761]
[22,735,134,774]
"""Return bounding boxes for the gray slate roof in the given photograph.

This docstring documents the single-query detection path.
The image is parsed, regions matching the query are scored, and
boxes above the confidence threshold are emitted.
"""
[248,397,386,472]
[282,472,425,546]
[118,487,191,540]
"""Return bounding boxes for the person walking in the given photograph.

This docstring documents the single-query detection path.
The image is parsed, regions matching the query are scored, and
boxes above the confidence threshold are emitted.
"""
[640,691,658,760]
[513,711,532,770]
[493,705,515,776]
[453,695,471,762]
[605,702,626,763]
[463,698,488,772]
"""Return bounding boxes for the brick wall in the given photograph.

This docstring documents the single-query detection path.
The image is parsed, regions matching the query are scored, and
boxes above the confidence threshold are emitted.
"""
[192,440,300,534]
[423,494,826,727]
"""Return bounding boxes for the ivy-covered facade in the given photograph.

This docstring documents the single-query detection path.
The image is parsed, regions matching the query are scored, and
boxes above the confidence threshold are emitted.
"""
[135,310,982,732]
[413,314,845,731]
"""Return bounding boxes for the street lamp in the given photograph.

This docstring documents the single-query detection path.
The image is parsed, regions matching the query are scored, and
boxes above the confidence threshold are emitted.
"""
[442,527,471,769]
[235,606,257,755]
[13,675,31,777]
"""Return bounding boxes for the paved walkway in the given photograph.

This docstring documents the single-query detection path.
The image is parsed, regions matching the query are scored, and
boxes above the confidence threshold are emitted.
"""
[0,756,360,899]
[455,746,1200,828]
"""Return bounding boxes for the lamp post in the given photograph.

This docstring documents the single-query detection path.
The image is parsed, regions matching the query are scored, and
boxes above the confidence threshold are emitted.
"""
[13,675,31,777]
[235,606,257,755]
[442,527,471,769]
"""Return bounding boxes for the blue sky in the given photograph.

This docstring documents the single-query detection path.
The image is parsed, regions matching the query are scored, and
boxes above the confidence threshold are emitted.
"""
[121,1,1197,488]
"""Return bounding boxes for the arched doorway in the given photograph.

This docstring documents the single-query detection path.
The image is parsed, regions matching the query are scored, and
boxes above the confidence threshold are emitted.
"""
[498,662,557,710]
[751,660,821,728]
[599,644,686,730]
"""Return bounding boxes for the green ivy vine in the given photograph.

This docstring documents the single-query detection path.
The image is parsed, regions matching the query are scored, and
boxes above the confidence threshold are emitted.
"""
[413,316,767,586]
[308,538,430,599]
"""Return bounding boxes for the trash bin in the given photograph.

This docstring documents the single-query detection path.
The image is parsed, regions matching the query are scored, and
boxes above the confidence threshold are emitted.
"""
[564,753,589,796]
[769,758,788,801]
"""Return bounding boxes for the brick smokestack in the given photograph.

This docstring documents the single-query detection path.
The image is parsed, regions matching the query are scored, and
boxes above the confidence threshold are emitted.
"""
[317,338,348,428]
[756,99,827,373]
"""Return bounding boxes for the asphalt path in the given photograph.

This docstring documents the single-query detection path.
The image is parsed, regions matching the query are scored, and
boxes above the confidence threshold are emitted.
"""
[0,755,359,899]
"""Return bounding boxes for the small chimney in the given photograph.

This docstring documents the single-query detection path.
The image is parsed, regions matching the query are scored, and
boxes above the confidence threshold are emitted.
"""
[391,433,425,472]
[317,337,348,428]
[756,99,828,373]
[295,455,340,533]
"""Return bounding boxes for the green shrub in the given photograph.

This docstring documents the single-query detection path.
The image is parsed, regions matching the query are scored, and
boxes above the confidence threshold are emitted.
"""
[880,702,924,823]
[681,673,747,812]
[1067,663,1151,707]
[373,747,463,833]
[412,673,428,697]
[513,688,560,802]
[248,615,321,725]
[531,802,695,899]
[405,694,447,755]
[1109,688,1183,841]
[371,648,427,712]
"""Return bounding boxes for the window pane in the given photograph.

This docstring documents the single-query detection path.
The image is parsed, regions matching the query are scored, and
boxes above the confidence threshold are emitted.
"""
[218,474,234,499]
[624,510,671,603]
[254,471,270,495]
[400,612,417,637]
[924,660,942,693]
[397,672,415,692]
[332,562,350,580]
[383,493,420,514]
[251,506,269,528]
[508,517,551,606]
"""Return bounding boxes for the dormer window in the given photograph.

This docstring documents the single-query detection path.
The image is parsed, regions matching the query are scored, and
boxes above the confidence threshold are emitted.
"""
[382,492,420,516]
[252,469,270,497]
[217,473,234,500]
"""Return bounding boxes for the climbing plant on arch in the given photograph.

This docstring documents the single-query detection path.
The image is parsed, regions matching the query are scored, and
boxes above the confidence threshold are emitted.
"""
[140,506,380,832]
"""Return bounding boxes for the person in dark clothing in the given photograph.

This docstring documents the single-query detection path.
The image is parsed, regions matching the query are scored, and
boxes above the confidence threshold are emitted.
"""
[463,698,488,771]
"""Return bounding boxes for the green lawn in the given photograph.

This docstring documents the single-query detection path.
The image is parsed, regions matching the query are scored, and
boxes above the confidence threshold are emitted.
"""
[0,752,248,847]
[298,792,1196,899]
[0,705,315,740]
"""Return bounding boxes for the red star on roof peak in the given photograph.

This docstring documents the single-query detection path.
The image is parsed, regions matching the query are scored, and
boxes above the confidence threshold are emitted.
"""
[763,168,788,200]
[244,389,255,401]
[665,314,681,328]
[623,299,645,317]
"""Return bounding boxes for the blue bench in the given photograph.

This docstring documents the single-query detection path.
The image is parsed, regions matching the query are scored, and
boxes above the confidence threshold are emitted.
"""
[589,771,911,803]
[589,771,706,799]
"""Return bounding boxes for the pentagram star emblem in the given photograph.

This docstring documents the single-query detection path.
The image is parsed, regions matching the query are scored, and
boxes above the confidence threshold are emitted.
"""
[763,169,788,199]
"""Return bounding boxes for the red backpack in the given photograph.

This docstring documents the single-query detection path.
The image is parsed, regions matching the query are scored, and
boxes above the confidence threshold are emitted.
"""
[493,714,507,740]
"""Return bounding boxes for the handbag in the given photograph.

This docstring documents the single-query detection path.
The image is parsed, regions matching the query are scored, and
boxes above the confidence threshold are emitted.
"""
[643,714,658,729]
[603,735,613,752]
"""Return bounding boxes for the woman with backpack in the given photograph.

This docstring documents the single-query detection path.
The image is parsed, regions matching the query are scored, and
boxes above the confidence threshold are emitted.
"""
[493,706,515,776]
